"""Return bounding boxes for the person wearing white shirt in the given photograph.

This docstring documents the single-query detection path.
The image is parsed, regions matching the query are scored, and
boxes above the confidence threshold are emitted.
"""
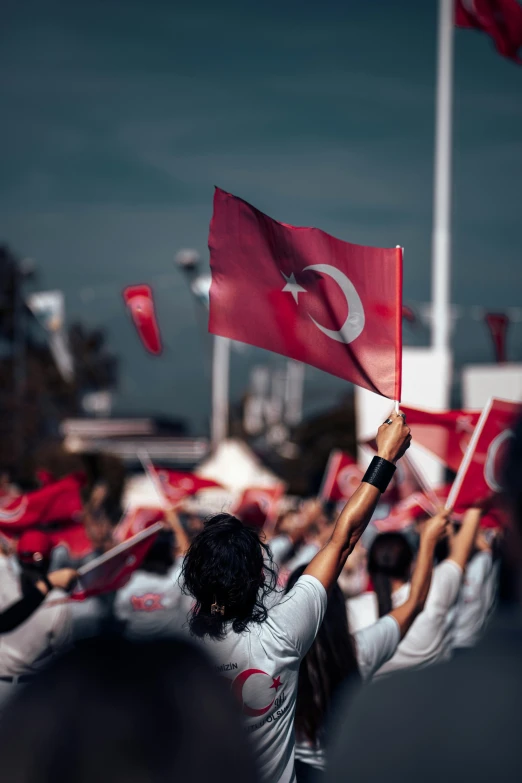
[178,413,412,783]
[452,531,500,651]
[288,512,450,780]
[0,532,75,707]
[371,507,487,677]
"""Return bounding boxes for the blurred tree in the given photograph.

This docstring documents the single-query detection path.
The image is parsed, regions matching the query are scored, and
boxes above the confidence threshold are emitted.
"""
[0,244,118,480]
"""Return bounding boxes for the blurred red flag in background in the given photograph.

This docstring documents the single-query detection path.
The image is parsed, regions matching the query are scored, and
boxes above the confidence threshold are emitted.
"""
[0,474,84,532]
[113,507,165,543]
[152,467,223,505]
[455,0,522,62]
[319,451,363,502]
[234,486,285,529]
[123,284,163,355]
[209,187,403,400]
[73,523,163,599]
[447,398,522,510]
[398,406,481,473]
[484,312,510,363]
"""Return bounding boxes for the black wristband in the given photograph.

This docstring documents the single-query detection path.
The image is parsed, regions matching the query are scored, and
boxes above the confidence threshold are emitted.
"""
[362,456,396,494]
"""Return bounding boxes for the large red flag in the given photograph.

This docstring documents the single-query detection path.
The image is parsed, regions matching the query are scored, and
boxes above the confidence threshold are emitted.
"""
[397,406,481,473]
[209,188,403,400]
[319,451,363,502]
[72,523,163,599]
[447,398,522,511]
[455,0,522,62]
[0,474,84,532]
[123,284,163,355]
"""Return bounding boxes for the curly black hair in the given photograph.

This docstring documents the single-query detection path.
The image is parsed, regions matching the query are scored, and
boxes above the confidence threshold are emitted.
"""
[181,513,278,640]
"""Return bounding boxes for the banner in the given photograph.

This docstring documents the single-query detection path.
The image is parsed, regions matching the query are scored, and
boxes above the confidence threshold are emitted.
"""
[27,290,74,382]
[72,522,163,599]
[123,284,163,355]
[209,187,403,400]
[446,398,522,511]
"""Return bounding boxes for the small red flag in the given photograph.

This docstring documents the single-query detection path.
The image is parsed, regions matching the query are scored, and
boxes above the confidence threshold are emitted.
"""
[319,451,363,502]
[123,284,163,355]
[447,397,522,511]
[234,485,285,529]
[72,523,163,599]
[113,507,165,543]
[153,467,223,505]
[0,474,84,532]
[455,0,522,62]
[374,492,434,533]
[209,188,403,400]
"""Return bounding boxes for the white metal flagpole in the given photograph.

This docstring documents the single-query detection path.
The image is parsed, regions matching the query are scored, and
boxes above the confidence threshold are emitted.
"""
[431,0,455,353]
[211,335,230,448]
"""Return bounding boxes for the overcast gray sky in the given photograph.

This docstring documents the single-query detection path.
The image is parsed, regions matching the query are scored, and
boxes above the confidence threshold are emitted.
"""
[1,0,521,433]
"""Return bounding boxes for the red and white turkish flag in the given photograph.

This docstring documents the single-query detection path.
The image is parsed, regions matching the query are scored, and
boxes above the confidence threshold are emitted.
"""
[72,523,163,599]
[209,188,403,400]
[234,486,285,529]
[0,474,84,532]
[152,467,223,505]
[397,405,481,474]
[113,507,165,543]
[319,450,363,502]
[123,284,162,355]
[456,0,522,62]
[447,398,522,511]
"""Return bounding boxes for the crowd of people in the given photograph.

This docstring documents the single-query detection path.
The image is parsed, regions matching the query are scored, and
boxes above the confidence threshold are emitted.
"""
[0,409,520,783]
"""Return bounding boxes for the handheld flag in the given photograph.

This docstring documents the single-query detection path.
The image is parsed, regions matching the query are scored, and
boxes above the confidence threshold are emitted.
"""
[0,474,84,532]
[139,452,223,507]
[397,406,481,473]
[72,523,163,599]
[234,485,285,529]
[446,398,521,511]
[209,188,403,400]
[319,451,363,502]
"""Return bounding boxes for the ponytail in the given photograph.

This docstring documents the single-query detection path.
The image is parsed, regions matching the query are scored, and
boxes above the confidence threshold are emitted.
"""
[368,533,414,618]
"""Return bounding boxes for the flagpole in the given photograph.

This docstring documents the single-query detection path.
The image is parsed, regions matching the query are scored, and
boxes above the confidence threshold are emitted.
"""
[211,335,230,448]
[431,0,454,354]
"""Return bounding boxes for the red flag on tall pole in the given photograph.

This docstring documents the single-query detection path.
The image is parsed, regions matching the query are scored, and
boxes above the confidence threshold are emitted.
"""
[209,188,403,401]
[455,0,522,62]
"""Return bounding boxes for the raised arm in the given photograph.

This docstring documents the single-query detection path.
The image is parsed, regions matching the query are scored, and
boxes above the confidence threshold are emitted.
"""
[390,512,450,638]
[164,507,191,558]
[449,507,484,570]
[304,413,411,592]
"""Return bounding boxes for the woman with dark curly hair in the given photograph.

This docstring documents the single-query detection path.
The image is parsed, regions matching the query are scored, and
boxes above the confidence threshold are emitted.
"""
[180,413,411,783]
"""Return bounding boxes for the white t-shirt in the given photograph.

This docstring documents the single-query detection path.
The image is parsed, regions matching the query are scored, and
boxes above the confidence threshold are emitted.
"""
[376,559,463,677]
[452,552,499,650]
[294,614,400,770]
[184,574,327,783]
[0,559,72,678]
[115,562,193,639]
[346,591,379,633]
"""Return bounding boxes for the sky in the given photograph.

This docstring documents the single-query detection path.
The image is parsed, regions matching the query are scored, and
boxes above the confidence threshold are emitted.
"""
[1,0,521,434]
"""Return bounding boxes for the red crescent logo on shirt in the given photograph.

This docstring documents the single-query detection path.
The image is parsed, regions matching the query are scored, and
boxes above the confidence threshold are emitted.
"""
[232,669,283,717]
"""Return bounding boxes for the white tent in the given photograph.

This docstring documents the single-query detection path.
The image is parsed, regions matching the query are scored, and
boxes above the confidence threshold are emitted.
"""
[122,438,283,515]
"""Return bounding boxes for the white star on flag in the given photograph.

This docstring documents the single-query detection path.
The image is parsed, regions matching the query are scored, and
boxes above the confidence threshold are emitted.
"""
[281,271,307,304]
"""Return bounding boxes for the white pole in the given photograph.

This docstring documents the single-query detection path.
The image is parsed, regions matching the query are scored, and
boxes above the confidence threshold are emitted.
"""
[211,335,230,448]
[284,360,305,426]
[431,0,454,352]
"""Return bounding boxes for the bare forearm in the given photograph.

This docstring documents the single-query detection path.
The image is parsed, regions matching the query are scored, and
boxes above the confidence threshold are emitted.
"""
[165,509,190,557]
[390,535,437,638]
[304,482,380,591]
[450,508,482,570]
